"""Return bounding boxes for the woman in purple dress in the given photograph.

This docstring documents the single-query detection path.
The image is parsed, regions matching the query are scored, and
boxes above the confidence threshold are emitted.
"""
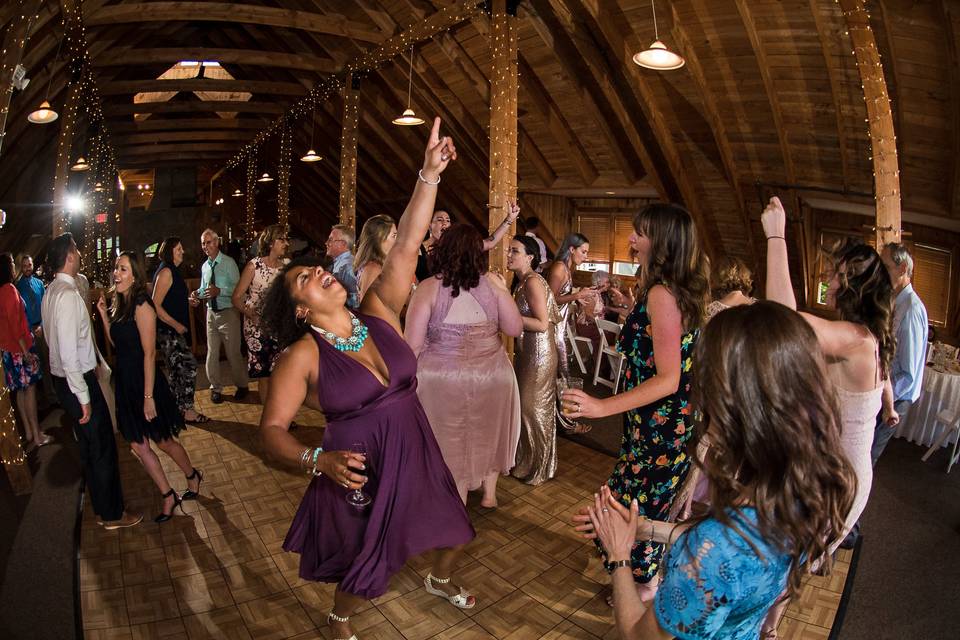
[260,119,476,640]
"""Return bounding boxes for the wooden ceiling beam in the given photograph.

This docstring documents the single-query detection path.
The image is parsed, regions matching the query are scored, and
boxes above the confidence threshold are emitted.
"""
[733,0,797,186]
[91,47,338,73]
[555,0,717,256]
[938,0,960,216]
[809,0,853,194]
[516,55,597,185]
[100,78,308,96]
[110,118,268,133]
[524,0,648,188]
[119,143,240,156]
[104,101,286,116]
[114,131,250,145]
[85,3,385,44]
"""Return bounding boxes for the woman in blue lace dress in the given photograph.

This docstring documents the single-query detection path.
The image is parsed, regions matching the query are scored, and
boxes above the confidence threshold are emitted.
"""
[578,302,855,639]
[563,203,709,597]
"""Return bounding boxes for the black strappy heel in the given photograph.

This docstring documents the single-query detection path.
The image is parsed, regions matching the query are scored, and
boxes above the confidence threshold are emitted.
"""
[154,488,183,523]
[182,468,203,500]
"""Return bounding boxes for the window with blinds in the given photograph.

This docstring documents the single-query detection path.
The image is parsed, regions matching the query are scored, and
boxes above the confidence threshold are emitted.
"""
[912,244,952,327]
[813,230,953,328]
[576,213,637,271]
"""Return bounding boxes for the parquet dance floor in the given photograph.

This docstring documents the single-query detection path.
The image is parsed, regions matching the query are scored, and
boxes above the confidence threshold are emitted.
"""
[79,386,849,639]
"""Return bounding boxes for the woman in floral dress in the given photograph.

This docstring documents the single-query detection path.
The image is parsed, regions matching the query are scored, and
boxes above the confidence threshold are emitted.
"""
[562,203,709,598]
[233,224,289,403]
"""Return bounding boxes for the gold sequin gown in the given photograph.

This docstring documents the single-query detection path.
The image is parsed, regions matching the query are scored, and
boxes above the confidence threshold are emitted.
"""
[512,273,561,485]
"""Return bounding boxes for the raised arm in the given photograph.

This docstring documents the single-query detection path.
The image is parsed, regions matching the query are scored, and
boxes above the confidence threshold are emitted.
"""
[364,117,456,319]
[481,201,520,252]
[761,196,796,310]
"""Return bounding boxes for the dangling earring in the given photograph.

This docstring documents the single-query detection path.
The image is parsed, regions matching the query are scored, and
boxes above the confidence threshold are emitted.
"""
[296,311,308,328]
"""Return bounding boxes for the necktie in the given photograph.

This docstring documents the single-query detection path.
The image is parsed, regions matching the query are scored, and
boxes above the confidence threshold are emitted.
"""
[209,261,219,312]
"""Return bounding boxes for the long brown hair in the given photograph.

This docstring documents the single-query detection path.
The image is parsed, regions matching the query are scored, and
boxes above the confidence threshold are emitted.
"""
[829,242,895,378]
[691,301,856,597]
[110,251,151,321]
[354,214,395,271]
[633,203,710,332]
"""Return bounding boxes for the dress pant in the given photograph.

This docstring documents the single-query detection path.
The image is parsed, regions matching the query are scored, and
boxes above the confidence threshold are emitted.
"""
[33,328,57,402]
[871,398,913,466]
[205,307,249,392]
[53,371,125,521]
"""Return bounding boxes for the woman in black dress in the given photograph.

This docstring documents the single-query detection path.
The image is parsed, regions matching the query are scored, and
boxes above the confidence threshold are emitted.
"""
[97,251,202,522]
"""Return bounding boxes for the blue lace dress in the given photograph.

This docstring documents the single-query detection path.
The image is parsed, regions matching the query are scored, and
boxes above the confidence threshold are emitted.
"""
[654,508,790,639]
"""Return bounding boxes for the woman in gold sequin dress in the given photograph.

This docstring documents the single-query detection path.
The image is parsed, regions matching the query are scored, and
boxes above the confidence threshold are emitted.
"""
[508,236,561,485]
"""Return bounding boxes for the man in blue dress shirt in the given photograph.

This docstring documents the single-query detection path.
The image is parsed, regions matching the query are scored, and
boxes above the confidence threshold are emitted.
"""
[872,242,929,465]
[325,224,358,309]
[16,254,56,402]
[193,229,249,404]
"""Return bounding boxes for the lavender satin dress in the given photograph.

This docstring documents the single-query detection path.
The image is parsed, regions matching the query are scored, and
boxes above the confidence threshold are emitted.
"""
[283,312,475,598]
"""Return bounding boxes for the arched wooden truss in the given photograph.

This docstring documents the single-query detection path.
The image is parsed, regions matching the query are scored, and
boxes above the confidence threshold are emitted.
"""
[0,0,957,269]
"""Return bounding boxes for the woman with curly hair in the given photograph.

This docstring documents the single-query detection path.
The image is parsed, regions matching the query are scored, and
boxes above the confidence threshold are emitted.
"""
[563,203,710,599]
[577,301,856,640]
[258,120,478,640]
[405,223,523,507]
[354,214,398,302]
[706,256,756,320]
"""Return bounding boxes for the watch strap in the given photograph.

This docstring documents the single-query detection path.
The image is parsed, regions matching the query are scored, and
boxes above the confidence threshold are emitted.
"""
[607,559,632,574]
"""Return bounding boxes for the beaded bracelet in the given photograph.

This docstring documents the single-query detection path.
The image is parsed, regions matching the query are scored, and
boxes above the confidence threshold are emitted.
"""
[310,447,324,476]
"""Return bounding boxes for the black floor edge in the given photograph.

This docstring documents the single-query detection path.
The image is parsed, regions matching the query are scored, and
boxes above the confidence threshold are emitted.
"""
[828,533,863,640]
[73,480,85,640]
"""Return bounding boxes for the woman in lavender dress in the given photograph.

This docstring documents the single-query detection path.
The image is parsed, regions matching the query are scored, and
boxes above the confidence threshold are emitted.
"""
[260,119,476,640]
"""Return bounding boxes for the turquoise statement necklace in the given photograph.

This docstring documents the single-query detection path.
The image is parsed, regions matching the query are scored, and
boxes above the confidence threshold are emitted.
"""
[311,311,369,352]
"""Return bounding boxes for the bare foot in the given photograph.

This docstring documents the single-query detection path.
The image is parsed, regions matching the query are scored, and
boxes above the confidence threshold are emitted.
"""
[329,619,355,640]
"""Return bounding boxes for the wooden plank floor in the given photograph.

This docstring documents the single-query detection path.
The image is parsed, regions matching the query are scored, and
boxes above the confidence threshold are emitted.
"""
[79,385,849,639]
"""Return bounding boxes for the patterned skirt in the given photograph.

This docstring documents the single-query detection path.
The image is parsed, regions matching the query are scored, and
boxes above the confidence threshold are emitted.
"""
[2,347,42,392]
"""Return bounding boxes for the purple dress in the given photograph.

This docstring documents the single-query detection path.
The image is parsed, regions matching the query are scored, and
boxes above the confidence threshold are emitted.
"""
[283,312,475,598]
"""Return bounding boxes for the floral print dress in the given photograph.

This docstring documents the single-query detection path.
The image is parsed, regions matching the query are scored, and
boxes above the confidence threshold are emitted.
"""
[602,293,698,583]
[243,256,285,378]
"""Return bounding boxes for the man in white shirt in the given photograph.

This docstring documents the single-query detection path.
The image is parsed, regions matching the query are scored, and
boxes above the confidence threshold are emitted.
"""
[42,233,140,530]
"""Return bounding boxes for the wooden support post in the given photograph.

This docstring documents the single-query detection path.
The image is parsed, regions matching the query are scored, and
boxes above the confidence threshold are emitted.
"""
[0,0,42,159]
[52,82,82,236]
[487,0,518,276]
[277,122,291,228]
[839,0,901,247]
[338,73,360,230]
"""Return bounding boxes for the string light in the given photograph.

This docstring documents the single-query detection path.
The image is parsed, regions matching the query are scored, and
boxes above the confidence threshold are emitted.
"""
[245,156,256,238]
[338,74,360,228]
[0,366,25,466]
[278,122,292,227]
[0,8,42,154]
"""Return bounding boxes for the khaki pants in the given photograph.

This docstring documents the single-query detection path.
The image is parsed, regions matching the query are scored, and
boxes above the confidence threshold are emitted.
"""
[205,307,249,392]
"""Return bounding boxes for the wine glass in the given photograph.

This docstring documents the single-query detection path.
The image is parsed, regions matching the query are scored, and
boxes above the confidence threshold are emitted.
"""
[345,442,372,508]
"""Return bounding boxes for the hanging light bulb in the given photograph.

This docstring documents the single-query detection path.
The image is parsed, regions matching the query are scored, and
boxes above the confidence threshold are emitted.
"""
[93,182,104,192]
[392,46,425,126]
[71,156,90,171]
[28,37,63,124]
[632,0,685,71]
[301,106,323,162]
[232,188,243,197]
[257,172,274,183]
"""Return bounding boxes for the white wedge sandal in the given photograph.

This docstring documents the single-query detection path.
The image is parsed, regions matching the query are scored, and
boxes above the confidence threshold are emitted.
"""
[424,573,476,609]
[328,611,359,640]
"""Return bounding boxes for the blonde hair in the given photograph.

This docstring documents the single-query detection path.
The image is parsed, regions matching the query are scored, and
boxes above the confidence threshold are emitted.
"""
[354,214,395,271]
[258,224,287,257]
[712,257,753,299]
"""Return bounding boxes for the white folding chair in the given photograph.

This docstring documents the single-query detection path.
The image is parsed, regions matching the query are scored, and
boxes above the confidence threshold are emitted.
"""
[920,409,960,473]
[593,318,626,392]
[565,321,593,375]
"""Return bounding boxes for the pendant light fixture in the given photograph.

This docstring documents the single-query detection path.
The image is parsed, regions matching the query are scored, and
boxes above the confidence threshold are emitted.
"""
[93,182,104,192]
[231,188,243,197]
[70,156,90,171]
[257,172,274,183]
[632,0,685,71]
[300,106,322,162]
[28,37,63,124]
[392,46,425,126]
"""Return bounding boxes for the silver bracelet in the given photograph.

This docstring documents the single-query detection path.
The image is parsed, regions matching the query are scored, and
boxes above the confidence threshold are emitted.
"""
[417,169,441,186]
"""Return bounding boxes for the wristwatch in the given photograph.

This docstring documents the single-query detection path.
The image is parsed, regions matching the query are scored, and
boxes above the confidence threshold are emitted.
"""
[607,559,631,574]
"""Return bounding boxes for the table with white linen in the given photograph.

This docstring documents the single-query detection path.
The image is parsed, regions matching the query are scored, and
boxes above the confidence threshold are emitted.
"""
[895,365,960,447]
